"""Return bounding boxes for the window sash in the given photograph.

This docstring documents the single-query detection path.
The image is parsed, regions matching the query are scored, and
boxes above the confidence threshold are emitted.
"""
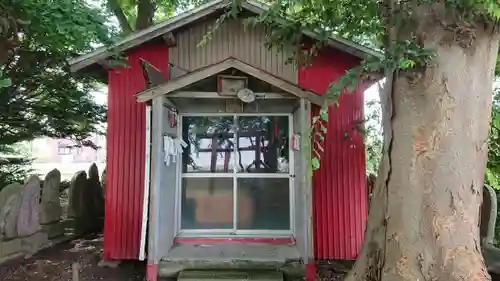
[178,113,294,234]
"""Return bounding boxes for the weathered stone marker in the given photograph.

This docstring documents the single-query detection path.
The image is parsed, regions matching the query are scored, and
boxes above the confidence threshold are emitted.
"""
[67,171,93,235]
[0,183,24,258]
[19,176,47,254]
[0,183,23,239]
[17,175,42,237]
[40,169,65,238]
[88,164,104,231]
[41,169,62,224]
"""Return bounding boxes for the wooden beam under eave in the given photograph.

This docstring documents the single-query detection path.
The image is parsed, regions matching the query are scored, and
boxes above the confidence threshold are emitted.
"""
[168,91,296,99]
[163,98,177,109]
[227,59,325,106]
[162,32,176,46]
[136,59,235,102]
[97,60,113,70]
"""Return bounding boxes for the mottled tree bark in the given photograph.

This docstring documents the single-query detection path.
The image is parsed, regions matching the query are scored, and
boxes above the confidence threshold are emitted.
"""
[135,0,155,31]
[346,4,500,281]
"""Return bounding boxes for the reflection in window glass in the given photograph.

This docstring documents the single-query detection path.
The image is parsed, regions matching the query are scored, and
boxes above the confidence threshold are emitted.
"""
[181,178,234,229]
[182,116,235,173]
[237,178,290,230]
[236,116,289,173]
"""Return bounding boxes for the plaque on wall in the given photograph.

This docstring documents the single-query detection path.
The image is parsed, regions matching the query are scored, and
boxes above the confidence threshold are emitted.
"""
[217,75,248,96]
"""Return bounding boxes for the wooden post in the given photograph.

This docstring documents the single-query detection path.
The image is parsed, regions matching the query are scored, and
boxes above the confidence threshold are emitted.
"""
[72,262,80,281]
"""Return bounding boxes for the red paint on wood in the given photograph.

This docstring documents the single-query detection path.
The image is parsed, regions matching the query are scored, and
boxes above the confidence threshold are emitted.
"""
[298,48,368,260]
[306,259,316,281]
[174,237,295,245]
[146,263,158,281]
[105,43,169,260]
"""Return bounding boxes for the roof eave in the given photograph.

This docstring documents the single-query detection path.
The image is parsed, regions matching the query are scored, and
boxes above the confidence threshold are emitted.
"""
[69,0,230,73]
[69,0,383,75]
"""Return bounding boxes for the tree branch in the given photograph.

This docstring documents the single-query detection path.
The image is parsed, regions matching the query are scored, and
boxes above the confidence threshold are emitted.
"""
[107,0,133,34]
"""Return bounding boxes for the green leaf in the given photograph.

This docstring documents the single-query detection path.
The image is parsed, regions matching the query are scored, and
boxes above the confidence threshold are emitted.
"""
[320,109,328,121]
[0,78,12,88]
[346,76,358,93]
[312,157,320,170]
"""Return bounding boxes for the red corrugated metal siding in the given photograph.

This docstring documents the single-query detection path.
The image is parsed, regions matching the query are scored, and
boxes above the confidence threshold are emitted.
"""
[298,48,368,260]
[105,43,169,260]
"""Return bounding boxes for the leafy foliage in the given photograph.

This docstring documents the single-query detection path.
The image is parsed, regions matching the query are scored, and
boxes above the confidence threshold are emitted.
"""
[0,0,113,179]
[364,98,383,174]
[486,87,500,188]
[0,144,33,189]
[105,0,210,33]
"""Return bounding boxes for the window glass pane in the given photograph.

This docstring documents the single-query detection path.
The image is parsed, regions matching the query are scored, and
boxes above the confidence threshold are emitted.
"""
[182,116,235,173]
[236,178,290,230]
[181,178,234,229]
[236,116,289,173]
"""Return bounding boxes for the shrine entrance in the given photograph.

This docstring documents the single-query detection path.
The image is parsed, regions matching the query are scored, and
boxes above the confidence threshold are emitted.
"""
[136,57,323,265]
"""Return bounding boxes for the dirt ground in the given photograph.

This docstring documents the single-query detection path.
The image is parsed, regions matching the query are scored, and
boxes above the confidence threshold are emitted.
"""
[3,236,498,281]
[0,234,144,281]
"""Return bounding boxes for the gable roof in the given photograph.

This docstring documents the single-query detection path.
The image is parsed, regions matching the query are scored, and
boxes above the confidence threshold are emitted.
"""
[69,0,382,74]
[136,57,325,106]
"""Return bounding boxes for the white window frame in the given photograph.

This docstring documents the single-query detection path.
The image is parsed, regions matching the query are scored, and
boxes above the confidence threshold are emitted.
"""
[175,112,295,237]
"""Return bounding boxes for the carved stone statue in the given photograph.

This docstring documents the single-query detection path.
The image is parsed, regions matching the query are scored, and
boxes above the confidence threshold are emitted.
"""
[16,175,42,237]
[40,169,62,225]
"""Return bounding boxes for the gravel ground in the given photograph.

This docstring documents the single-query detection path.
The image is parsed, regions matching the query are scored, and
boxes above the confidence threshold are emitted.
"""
[0,234,144,281]
[316,261,349,281]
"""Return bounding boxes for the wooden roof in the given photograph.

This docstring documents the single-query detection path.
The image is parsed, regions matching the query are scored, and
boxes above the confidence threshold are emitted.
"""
[136,57,325,106]
[69,0,382,74]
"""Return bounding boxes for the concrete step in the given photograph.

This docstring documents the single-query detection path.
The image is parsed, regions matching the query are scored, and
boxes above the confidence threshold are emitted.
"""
[159,243,303,278]
[177,270,284,281]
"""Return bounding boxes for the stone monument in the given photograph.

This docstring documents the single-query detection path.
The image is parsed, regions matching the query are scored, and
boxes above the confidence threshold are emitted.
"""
[88,164,104,231]
[17,175,47,254]
[67,171,90,235]
[0,183,23,258]
[40,169,65,238]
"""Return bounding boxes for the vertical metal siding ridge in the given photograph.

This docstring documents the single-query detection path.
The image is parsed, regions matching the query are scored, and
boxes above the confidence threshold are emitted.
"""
[105,44,169,260]
[117,68,127,258]
[344,97,352,258]
[336,101,344,259]
[298,49,367,261]
[352,88,360,258]
[116,69,125,259]
[112,72,120,259]
[104,71,115,259]
[328,109,336,259]
[123,72,132,257]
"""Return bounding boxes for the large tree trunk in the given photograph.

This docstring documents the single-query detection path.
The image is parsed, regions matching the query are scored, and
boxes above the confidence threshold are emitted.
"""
[135,0,155,31]
[346,4,500,281]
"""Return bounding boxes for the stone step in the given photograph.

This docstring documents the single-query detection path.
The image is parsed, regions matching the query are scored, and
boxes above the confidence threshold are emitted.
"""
[177,270,284,281]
